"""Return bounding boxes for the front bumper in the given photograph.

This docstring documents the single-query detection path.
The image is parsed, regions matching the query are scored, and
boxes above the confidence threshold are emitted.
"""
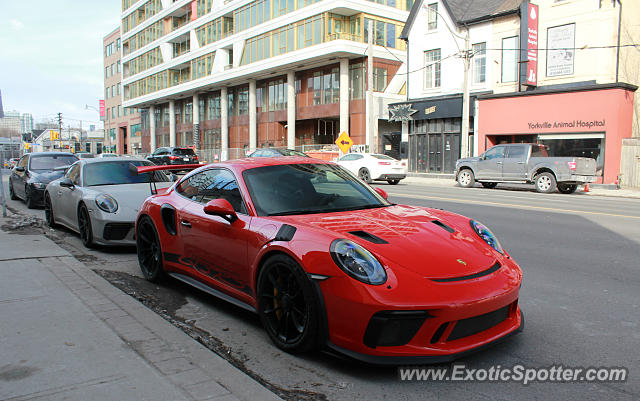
[87,209,136,246]
[28,186,46,206]
[316,257,523,364]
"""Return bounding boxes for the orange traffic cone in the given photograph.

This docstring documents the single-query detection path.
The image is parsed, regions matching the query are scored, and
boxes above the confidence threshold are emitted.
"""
[583,183,590,193]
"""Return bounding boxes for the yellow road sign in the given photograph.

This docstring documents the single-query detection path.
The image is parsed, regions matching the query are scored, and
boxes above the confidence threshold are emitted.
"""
[335,131,353,153]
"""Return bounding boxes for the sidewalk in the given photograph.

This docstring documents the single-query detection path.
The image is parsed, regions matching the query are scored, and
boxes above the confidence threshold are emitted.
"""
[402,175,640,199]
[0,219,282,401]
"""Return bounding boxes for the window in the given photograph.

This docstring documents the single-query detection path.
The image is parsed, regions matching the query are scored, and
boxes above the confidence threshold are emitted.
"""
[65,163,82,186]
[501,36,518,83]
[117,61,121,73]
[374,67,387,91]
[105,67,110,78]
[547,23,575,77]
[112,107,116,118]
[484,146,505,160]
[117,83,121,95]
[349,62,364,99]
[472,42,486,84]
[424,49,441,89]
[116,38,121,50]
[506,145,526,158]
[427,3,438,30]
[176,169,246,213]
[118,105,122,117]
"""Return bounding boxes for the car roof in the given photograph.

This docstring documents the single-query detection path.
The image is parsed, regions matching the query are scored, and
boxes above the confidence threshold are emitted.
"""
[29,152,76,158]
[204,156,332,172]
[79,157,148,165]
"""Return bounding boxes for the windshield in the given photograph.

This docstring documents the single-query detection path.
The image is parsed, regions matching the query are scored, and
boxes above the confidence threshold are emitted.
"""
[30,155,78,171]
[173,148,196,155]
[84,160,171,186]
[243,163,390,216]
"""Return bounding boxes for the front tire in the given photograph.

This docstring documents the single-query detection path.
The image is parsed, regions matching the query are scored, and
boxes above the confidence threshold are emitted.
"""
[9,179,18,200]
[387,179,400,185]
[136,216,165,282]
[257,254,319,353]
[44,193,57,227]
[457,169,475,188]
[358,168,372,184]
[557,183,578,194]
[78,204,94,248]
[535,172,557,193]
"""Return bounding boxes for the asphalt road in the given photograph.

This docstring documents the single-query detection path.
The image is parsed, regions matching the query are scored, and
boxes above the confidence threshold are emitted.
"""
[2,173,639,401]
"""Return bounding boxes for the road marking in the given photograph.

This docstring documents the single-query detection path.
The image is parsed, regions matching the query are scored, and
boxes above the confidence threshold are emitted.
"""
[390,193,640,220]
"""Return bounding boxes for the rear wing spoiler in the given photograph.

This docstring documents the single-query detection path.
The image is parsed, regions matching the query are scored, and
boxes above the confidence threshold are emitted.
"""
[135,164,205,175]
[130,163,204,195]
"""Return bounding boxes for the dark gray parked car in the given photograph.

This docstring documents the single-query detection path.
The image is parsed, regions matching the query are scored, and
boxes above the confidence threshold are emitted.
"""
[455,144,597,194]
[9,152,78,208]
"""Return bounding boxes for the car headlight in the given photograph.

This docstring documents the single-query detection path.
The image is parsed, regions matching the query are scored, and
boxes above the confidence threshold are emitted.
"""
[95,194,118,213]
[330,239,387,285]
[31,182,46,189]
[470,220,504,254]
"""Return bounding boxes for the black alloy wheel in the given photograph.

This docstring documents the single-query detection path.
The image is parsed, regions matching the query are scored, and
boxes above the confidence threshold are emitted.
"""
[257,254,319,353]
[136,216,165,282]
[44,193,56,227]
[78,204,94,248]
[358,168,372,184]
[9,179,18,200]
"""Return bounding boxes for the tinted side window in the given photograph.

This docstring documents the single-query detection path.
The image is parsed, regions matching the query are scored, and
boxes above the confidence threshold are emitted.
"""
[176,169,246,213]
[339,154,357,161]
[484,146,505,160]
[66,163,82,185]
[531,145,549,158]
[506,146,526,159]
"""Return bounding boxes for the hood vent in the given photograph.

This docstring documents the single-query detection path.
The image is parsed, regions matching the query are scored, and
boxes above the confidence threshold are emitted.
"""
[431,220,455,233]
[348,230,388,244]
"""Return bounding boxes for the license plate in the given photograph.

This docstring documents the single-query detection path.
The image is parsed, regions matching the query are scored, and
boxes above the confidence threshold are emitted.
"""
[184,157,189,161]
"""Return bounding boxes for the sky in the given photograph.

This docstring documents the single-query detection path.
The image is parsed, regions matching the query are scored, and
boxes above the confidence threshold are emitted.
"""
[0,1,121,129]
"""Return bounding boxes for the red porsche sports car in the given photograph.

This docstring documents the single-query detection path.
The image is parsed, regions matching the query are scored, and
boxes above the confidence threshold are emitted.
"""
[135,157,523,364]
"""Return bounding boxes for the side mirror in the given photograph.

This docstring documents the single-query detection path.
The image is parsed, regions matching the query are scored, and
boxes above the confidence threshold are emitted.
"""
[374,187,388,200]
[203,199,238,223]
[60,177,74,189]
[15,166,25,172]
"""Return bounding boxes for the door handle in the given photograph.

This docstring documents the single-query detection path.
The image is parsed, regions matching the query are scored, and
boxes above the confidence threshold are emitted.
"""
[496,161,503,165]
[180,220,192,228]
[57,191,62,196]
[517,161,525,164]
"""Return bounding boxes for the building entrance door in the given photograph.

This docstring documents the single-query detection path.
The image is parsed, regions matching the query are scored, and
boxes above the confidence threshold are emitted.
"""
[428,134,442,172]
[443,133,460,173]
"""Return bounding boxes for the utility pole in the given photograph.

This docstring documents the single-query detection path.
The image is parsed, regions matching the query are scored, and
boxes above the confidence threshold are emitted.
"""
[460,30,471,159]
[57,112,63,151]
[367,19,374,152]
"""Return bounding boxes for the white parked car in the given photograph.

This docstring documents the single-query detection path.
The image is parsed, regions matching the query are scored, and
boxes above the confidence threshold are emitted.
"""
[335,153,407,185]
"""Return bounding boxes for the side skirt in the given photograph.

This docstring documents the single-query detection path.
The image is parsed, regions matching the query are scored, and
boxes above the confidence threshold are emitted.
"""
[168,273,257,313]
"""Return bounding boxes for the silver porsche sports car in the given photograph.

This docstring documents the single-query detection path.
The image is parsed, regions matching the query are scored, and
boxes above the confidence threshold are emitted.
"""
[44,158,173,248]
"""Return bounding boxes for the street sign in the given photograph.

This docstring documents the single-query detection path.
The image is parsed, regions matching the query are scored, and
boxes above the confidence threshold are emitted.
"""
[335,131,353,154]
